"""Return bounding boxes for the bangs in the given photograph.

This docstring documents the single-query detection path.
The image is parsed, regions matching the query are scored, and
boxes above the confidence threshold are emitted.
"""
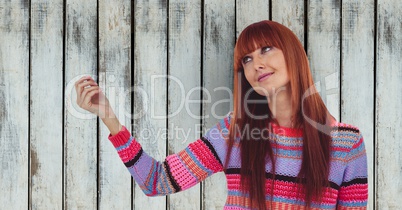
[234,21,283,71]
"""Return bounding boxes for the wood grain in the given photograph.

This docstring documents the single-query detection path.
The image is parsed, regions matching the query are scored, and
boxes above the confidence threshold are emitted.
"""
[308,0,341,120]
[1,0,402,209]
[0,1,29,209]
[64,0,98,209]
[98,0,132,209]
[272,0,304,45]
[30,0,63,209]
[202,1,235,209]
[236,0,269,37]
[133,0,168,209]
[168,0,202,209]
[376,0,402,209]
[341,1,375,209]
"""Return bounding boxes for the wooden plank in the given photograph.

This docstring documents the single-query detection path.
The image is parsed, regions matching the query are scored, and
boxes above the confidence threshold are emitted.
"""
[341,1,375,209]
[30,0,63,209]
[0,1,29,209]
[272,0,304,45]
[376,1,402,209]
[236,0,269,37]
[64,0,98,209]
[202,1,235,209]
[98,0,132,209]
[168,0,202,209]
[307,0,341,120]
[133,0,167,209]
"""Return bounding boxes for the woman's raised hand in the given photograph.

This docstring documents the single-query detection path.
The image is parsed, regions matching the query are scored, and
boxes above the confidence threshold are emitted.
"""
[75,76,122,135]
[75,76,110,118]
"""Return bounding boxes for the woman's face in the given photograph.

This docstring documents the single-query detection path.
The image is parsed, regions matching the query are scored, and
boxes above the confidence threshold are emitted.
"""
[242,46,290,96]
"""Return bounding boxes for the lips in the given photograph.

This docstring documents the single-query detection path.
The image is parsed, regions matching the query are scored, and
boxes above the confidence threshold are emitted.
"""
[258,72,274,82]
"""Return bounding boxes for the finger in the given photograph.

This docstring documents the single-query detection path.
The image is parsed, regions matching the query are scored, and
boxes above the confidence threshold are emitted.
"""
[77,82,98,104]
[83,88,101,109]
[75,75,92,89]
[76,77,96,90]
[75,76,91,96]
[79,86,100,106]
[75,76,96,95]
[77,80,98,98]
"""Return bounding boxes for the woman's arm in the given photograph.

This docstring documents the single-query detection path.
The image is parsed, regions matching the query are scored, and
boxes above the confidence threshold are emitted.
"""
[75,75,122,135]
[108,125,225,196]
[337,133,368,210]
[75,76,227,196]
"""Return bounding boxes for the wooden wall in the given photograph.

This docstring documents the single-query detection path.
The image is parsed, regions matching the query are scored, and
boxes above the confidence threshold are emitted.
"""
[0,0,400,209]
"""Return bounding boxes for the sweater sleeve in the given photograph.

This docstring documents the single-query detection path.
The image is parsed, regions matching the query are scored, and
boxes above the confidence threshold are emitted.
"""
[108,117,230,196]
[337,133,368,210]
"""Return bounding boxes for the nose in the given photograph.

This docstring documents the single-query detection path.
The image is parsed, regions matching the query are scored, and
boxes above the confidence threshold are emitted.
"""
[253,56,265,71]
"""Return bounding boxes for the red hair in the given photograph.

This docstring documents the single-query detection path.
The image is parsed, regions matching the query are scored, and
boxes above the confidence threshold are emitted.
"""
[225,20,333,209]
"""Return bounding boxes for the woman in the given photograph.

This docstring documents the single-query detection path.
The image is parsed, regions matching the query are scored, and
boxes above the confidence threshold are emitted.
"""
[75,20,368,209]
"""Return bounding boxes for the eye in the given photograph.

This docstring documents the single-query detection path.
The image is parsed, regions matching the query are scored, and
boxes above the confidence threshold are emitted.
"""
[242,56,252,64]
[261,46,272,53]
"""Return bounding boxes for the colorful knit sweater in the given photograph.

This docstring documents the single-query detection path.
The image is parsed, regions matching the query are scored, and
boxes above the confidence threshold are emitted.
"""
[108,115,368,209]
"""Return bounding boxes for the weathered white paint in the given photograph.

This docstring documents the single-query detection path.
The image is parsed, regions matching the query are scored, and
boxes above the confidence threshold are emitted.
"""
[308,0,341,120]
[236,0,269,37]
[168,0,202,209]
[133,0,167,209]
[98,0,132,209]
[376,0,402,209]
[341,1,375,209]
[30,0,63,209]
[272,0,304,45]
[2,0,402,209]
[202,1,235,209]
[0,1,29,209]
[64,0,98,209]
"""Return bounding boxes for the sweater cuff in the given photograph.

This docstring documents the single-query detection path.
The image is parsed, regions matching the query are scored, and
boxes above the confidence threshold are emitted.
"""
[108,126,131,148]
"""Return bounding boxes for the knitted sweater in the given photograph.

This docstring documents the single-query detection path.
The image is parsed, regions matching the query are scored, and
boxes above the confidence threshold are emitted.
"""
[109,115,368,209]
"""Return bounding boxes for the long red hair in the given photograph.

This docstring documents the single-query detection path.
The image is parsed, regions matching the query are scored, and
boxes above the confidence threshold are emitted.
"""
[225,20,333,209]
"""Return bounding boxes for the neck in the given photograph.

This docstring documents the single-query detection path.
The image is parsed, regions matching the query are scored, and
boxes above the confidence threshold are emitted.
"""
[268,85,293,127]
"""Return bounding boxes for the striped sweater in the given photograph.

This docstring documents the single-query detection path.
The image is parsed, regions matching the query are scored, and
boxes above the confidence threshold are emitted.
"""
[109,115,368,209]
